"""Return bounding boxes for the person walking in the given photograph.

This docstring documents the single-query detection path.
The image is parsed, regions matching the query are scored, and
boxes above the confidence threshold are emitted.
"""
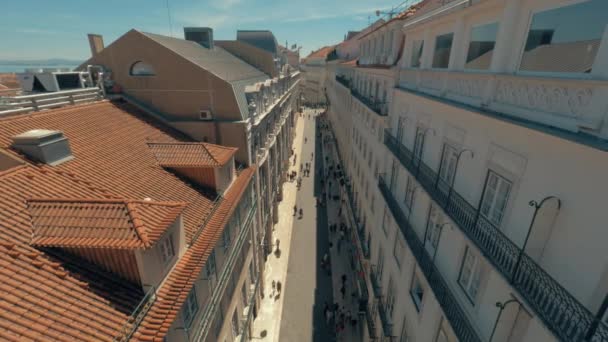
[276,280,282,295]
[271,280,276,297]
[299,208,303,219]
[293,205,297,216]
[340,284,346,300]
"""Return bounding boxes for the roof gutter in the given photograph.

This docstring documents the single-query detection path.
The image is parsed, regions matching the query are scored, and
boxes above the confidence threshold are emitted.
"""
[401,0,470,30]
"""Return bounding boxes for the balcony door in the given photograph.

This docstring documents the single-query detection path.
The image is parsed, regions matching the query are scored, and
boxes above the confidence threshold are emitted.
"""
[480,170,512,228]
[438,143,458,194]
[413,127,425,164]
[390,159,399,192]
[396,117,405,144]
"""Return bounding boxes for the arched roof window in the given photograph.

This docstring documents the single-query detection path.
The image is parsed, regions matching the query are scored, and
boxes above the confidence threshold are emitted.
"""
[130,61,156,76]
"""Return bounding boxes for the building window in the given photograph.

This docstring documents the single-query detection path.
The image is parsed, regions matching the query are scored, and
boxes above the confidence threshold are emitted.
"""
[436,327,448,342]
[411,40,424,68]
[393,236,405,269]
[465,22,499,70]
[480,171,512,227]
[182,288,199,328]
[520,0,606,74]
[231,310,240,337]
[249,261,256,284]
[386,276,396,317]
[377,246,385,281]
[400,317,409,342]
[438,144,458,187]
[130,61,156,76]
[204,250,217,279]
[404,176,416,210]
[432,33,454,68]
[458,247,482,303]
[371,194,375,214]
[413,127,425,161]
[425,204,444,250]
[241,282,248,308]
[410,272,424,312]
[382,207,390,235]
[159,233,175,264]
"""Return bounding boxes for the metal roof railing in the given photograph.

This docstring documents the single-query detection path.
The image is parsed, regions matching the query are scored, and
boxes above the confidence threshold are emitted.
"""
[0,87,102,116]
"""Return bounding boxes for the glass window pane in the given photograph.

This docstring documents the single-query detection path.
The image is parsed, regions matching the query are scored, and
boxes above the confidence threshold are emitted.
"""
[466,22,499,70]
[411,40,424,67]
[520,0,607,73]
[432,33,454,68]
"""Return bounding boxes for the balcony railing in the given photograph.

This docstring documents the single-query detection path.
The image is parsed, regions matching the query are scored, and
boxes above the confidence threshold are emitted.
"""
[365,304,377,339]
[350,89,388,116]
[378,300,393,337]
[378,175,482,342]
[335,75,351,89]
[0,87,102,116]
[397,69,607,140]
[191,202,257,342]
[113,286,156,342]
[369,265,383,298]
[383,130,608,342]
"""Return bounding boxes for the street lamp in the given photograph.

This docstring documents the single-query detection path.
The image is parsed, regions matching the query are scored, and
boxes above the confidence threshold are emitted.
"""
[431,222,451,264]
[447,149,474,204]
[489,298,522,342]
[511,196,561,283]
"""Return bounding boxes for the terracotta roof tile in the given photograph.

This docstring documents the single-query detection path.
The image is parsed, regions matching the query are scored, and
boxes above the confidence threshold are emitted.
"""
[28,198,187,249]
[132,166,256,341]
[148,142,237,167]
[0,100,225,341]
[306,45,336,59]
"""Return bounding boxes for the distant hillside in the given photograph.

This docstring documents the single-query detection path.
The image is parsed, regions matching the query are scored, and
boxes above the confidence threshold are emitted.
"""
[0,58,82,66]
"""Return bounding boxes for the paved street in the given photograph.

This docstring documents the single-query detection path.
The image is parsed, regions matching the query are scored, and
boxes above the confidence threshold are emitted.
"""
[251,107,364,342]
[278,108,334,342]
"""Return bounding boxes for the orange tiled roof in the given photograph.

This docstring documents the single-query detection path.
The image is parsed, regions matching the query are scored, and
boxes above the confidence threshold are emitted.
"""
[132,166,256,341]
[28,198,187,249]
[0,100,223,341]
[306,45,335,59]
[148,142,237,167]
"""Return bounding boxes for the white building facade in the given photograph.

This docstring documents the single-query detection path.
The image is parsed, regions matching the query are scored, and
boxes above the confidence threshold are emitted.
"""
[326,0,608,341]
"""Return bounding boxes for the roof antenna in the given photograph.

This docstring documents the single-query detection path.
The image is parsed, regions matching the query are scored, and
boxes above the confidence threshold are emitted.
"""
[165,0,174,37]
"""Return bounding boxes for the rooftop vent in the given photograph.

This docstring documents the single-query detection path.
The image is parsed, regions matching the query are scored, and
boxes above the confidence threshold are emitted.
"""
[11,129,74,166]
[184,27,214,49]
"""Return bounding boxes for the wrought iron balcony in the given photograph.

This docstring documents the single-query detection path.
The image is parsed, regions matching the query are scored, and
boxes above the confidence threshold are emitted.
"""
[350,89,388,116]
[383,130,608,342]
[191,203,258,342]
[365,304,377,339]
[369,265,383,298]
[378,300,393,337]
[378,175,482,342]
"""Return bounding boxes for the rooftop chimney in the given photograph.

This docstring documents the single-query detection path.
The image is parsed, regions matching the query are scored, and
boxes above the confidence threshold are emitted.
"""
[184,27,214,49]
[11,129,74,166]
[87,34,104,57]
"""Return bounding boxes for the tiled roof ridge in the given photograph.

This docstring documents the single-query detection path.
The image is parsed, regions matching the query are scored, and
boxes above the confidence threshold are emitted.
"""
[27,197,187,207]
[132,166,256,341]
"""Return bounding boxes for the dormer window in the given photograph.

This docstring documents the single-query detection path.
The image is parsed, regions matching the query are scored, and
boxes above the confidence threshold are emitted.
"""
[130,61,156,76]
[159,233,175,264]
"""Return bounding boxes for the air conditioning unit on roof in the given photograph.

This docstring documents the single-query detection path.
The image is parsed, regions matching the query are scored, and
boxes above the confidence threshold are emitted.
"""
[199,109,213,120]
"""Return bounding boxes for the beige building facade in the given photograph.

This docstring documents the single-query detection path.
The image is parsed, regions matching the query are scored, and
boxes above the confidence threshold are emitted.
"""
[325,0,608,341]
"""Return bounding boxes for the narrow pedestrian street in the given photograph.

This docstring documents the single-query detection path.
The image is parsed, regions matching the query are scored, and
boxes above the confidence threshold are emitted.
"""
[251,107,363,342]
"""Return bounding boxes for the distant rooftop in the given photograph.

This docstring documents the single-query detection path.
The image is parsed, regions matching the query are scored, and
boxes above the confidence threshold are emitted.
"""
[236,30,279,55]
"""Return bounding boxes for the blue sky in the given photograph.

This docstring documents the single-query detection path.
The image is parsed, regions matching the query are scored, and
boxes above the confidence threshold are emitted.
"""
[0,0,399,61]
